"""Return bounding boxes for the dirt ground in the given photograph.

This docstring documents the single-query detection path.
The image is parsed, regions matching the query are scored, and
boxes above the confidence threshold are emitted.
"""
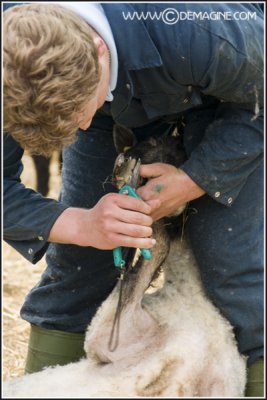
[2,152,62,380]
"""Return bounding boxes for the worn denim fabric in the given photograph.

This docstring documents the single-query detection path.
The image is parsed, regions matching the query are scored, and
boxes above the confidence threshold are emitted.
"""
[187,162,263,366]
[182,107,263,366]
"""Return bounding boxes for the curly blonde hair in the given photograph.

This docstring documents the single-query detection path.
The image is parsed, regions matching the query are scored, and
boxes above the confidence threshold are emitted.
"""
[3,3,101,155]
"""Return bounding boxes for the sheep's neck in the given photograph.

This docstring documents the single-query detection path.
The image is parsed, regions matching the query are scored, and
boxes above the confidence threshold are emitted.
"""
[104,221,170,364]
[85,221,170,365]
[119,220,170,310]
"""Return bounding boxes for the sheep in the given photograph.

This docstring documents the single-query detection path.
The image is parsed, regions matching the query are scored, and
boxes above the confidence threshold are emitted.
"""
[31,152,62,197]
[3,126,247,398]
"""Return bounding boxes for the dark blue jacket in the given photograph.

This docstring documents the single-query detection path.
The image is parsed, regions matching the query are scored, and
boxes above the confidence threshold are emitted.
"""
[4,3,264,262]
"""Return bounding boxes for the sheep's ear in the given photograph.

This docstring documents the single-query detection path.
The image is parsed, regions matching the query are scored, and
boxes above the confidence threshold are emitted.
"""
[113,124,137,154]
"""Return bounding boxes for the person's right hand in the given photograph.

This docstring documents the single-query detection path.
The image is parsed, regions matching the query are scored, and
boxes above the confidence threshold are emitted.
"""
[48,193,161,250]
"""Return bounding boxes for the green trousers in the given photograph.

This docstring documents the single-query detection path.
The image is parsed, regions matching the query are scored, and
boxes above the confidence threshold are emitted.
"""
[25,325,264,397]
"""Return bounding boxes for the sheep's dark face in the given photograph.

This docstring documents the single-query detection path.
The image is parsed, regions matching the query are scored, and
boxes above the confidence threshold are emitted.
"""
[112,125,187,190]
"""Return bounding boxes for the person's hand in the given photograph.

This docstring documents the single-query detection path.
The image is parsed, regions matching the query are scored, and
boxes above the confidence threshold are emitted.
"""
[84,193,161,249]
[48,193,161,249]
[137,163,205,221]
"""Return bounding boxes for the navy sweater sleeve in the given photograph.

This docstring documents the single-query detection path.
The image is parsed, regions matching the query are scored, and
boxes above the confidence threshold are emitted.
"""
[181,105,263,205]
[3,133,68,263]
[173,3,264,206]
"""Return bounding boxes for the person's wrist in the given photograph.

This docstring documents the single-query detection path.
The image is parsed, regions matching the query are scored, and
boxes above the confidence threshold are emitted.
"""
[48,207,92,246]
[176,168,205,201]
[72,208,94,247]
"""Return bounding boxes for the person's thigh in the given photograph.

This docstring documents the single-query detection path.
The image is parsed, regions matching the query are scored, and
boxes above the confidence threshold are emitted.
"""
[186,162,263,365]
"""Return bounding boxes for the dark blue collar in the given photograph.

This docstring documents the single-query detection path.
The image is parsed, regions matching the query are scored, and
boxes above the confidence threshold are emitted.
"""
[102,3,163,70]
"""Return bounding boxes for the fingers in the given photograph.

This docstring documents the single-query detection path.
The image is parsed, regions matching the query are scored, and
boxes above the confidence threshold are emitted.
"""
[113,193,152,215]
[107,220,153,238]
[146,198,161,212]
[115,208,153,226]
[137,184,160,202]
[139,163,170,178]
[110,233,156,249]
[111,194,161,224]
[137,163,177,202]
[94,193,162,250]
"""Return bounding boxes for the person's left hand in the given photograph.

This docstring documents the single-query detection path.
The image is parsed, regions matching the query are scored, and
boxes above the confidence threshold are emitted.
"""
[137,163,205,221]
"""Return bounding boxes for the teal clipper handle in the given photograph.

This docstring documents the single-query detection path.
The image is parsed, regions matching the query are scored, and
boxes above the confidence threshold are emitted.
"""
[140,248,152,260]
[113,247,126,268]
[113,185,152,267]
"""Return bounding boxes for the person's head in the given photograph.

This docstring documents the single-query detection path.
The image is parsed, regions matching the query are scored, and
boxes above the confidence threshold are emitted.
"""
[3,3,110,155]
